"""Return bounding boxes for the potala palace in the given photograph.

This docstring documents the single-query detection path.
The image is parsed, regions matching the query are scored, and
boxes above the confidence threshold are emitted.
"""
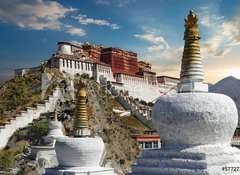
[16,41,179,102]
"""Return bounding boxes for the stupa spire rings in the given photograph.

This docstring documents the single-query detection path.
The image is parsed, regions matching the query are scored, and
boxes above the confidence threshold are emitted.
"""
[73,79,91,137]
[178,10,208,92]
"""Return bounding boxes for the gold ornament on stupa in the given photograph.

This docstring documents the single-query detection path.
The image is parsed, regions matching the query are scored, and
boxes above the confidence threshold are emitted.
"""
[74,79,90,137]
[54,109,58,121]
[180,10,204,83]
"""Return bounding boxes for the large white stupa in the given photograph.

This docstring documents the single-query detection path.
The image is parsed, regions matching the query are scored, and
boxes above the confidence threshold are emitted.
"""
[45,79,115,175]
[130,10,240,175]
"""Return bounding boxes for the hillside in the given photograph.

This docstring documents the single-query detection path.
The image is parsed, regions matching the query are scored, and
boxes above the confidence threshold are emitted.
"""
[0,67,149,174]
[209,76,240,121]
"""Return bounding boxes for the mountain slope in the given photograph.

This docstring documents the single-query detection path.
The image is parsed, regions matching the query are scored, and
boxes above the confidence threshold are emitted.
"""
[209,76,240,121]
[0,69,147,174]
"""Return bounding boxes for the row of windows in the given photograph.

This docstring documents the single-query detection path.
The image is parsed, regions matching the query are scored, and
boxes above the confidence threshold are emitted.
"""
[123,76,146,84]
[98,68,111,74]
[62,59,93,71]
[61,59,111,74]
[138,141,159,150]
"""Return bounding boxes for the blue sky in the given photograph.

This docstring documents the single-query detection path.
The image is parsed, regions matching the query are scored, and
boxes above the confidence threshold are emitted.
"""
[0,0,240,85]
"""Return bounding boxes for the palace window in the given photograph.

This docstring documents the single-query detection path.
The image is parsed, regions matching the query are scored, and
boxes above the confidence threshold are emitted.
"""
[144,142,153,149]
[153,141,158,148]
[63,59,65,67]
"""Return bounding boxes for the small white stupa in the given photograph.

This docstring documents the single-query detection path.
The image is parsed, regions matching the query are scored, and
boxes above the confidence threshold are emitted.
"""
[44,110,64,145]
[30,110,64,168]
[130,10,240,175]
[45,79,115,175]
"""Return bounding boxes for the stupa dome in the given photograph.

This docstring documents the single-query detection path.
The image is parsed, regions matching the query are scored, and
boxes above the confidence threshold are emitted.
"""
[152,93,238,145]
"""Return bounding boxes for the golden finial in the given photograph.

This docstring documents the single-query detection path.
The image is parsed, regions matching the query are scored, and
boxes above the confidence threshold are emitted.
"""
[74,79,90,137]
[184,10,200,40]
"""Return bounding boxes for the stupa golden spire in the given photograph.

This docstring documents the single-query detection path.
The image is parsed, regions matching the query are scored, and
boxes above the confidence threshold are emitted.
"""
[74,79,90,137]
[181,10,204,83]
[177,10,208,93]
[54,109,58,121]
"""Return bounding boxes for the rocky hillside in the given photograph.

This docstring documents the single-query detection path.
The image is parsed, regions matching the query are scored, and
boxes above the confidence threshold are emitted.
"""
[209,76,240,121]
[0,67,149,174]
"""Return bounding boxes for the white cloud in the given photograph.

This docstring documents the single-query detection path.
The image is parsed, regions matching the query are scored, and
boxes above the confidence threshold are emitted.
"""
[73,14,119,30]
[64,25,86,37]
[200,6,209,11]
[201,17,211,28]
[198,6,224,29]
[197,6,240,58]
[0,0,88,37]
[0,0,75,30]
[96,0,135,7]
[134,33,170,51]
[70,40,83,46]
[96,0,111,5]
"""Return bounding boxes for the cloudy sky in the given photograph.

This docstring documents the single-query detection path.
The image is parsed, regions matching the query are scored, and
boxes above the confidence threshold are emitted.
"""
[0,0,240,85]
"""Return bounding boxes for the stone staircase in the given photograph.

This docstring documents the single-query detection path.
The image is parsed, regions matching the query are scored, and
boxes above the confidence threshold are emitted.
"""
[0,88,62,149]
[106,81,155,130]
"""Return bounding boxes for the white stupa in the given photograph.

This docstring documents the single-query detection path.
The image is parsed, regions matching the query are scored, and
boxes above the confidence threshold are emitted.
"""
[130,10,240,175]
[43,110,64,145]
[45,79,115,175]
[30,110,64,168]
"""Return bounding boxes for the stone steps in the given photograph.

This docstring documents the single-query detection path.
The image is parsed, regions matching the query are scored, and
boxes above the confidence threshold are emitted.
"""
[141,149,206,160]
[130,166,208,175]
[131,146,240,175]
[136,157,207,169]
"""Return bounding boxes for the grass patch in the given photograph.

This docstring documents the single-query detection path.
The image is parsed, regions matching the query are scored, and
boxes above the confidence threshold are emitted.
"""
[120,115,150,132]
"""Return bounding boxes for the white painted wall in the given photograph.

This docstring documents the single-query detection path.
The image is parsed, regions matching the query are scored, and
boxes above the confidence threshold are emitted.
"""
[58,59,94,77]
[58,44,73,55]
[0,88,62,149]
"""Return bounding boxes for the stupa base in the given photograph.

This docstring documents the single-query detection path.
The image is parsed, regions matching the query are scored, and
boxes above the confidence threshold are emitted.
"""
[177,81,208,93]
[45,166,115,175]
[130,144,240,175]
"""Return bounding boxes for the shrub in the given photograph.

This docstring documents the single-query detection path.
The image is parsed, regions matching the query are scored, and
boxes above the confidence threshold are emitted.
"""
[81,73,90,79]
[140,100,147,106]
[0,149,15,170]
[28,120,49,145]
[147,102,154,107]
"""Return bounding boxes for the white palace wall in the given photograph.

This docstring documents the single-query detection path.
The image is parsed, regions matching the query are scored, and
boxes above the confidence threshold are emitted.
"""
[53,58,176,102]
[58,59,93,77]
[93,64,113,84]
[113,74,161,102]
[0,88,62,149]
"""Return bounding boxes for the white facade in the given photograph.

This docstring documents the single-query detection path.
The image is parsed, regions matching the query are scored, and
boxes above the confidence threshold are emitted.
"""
[57,58,94,77]
[93,63,113,83]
